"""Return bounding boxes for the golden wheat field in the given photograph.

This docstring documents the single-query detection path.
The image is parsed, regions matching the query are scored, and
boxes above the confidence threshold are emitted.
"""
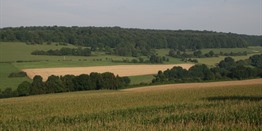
[22,64,194,80]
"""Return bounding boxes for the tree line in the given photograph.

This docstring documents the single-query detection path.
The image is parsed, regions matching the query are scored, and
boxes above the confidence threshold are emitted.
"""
[31,47,91,56]
[0,72,130,98]
[169,50,248,59]
[153,54,262,83]
[1,26,261,57]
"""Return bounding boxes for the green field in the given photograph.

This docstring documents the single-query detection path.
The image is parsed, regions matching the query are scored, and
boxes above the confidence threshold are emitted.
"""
[196,54,256,66]
[0,83,261,130]
[129,75,155,85]
[0,63,31,90]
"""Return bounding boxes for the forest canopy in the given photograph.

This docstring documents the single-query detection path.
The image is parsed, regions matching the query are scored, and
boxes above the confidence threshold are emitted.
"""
[1,26,261,51]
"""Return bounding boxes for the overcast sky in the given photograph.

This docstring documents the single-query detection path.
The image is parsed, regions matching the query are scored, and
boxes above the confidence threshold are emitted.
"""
[1,0,261,35]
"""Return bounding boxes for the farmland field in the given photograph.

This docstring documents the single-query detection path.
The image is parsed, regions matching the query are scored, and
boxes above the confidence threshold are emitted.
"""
[22,64,193,80]
[1,42,262,89]
[0,79,261,130]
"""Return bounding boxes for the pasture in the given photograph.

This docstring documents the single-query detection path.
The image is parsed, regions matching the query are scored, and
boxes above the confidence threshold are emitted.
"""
[0,79,261,130]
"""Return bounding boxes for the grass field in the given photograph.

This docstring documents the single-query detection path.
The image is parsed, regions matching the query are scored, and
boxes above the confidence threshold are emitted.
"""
[0,79,261,130]
[128,75,155,85]
[196,54,256,66]
[0,42,79,62]
[0,63,31,90]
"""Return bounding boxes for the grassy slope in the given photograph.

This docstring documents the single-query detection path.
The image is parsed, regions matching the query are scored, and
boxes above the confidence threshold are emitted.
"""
[0,63,31,90]
[0,42,79,62]
[0,83,261,130]
[196,54,255,66]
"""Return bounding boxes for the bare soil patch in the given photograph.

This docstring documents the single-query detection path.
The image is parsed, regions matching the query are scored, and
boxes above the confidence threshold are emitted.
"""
[123,79,262,92]
[23,64,193,81]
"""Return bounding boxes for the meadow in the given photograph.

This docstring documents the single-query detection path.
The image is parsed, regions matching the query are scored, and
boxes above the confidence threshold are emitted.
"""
[0,79,261,130]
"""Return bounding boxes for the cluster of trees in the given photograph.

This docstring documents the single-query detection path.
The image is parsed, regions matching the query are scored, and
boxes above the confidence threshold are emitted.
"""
[169,50,218,58]
[8,71,27,78]
[169,50,248,60]
[149,55,169,63]
[220,51,247,56]
[113,55,169,64]
[1,26,261,57]
[0,72,130,98]
[31,47,91,56]
[153,54,262,83]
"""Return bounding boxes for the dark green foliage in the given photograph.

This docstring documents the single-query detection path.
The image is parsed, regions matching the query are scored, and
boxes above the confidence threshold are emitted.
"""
[73,74,96,90]
[60,75,76,92]
[218,57,236,70]
[149,55,168,63]
[153,55,262,83]
[153,67,188,83]
[193,50,202,57]
[189,64,214,80]
[222,51,247,56]
[7,72,131,98]
[46,75,64,93]
[249,54,262,68]
[32,47,91,56]
[30,75,46,95]
[0,88,17,98]
[8,71,27,78]
[1,26,257,56]
[229,66,257,80]
[17,81,31,96]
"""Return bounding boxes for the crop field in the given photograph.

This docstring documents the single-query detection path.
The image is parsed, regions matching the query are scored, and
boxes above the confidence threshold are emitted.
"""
[0,79,261,130]
[22,64,193,81]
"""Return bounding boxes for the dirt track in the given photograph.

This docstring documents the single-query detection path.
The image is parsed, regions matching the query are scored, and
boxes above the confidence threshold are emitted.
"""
[123,79,262,92]
[23,64,193,81]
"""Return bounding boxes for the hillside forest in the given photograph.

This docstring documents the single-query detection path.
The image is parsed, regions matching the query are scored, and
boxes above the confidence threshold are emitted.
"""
[1,26,262,57]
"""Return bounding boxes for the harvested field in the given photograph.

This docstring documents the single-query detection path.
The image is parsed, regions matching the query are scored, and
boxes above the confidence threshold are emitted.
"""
[124,78,262,92]
[23,64,193,80]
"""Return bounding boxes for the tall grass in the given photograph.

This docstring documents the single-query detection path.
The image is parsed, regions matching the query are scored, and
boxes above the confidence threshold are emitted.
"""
[0,84,261,130]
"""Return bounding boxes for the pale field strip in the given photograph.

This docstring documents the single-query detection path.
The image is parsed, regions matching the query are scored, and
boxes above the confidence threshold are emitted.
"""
[22,64,194,81]
[123,78,262,92]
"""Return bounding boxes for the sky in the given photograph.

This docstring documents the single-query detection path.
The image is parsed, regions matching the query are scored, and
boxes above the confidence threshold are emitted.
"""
[1,0,261,35]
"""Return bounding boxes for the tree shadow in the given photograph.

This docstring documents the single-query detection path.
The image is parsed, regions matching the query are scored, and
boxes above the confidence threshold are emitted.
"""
[205,96,262,102]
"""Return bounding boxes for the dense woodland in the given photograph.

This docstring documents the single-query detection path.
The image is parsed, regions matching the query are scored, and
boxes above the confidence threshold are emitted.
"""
[1,26,262,57]
[153,54,262,83]
[31,47,91,56]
